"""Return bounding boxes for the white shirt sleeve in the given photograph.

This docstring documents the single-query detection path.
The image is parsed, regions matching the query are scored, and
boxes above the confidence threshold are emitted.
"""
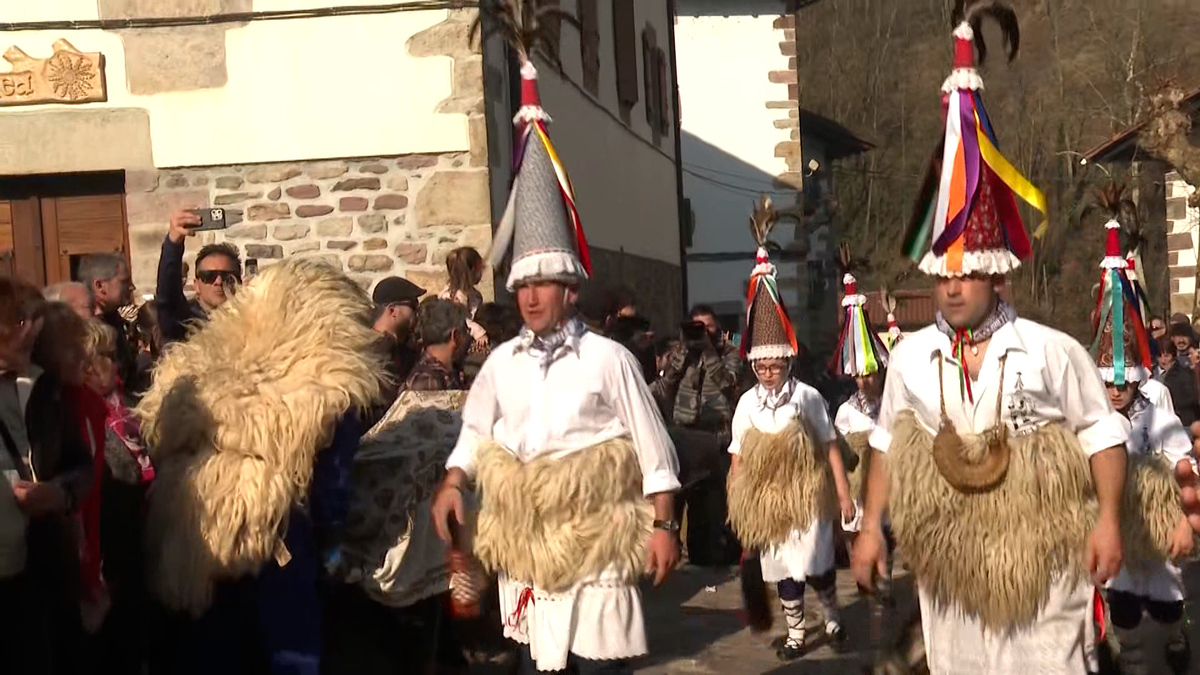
[1048,339,1131,456]
[604,346,681,496]
[1151,407,1193,467]
[833,401,854,437]
[869,367,906,454]
[800,389,838,443]
[728,393,750,456]
[445,354,500,479]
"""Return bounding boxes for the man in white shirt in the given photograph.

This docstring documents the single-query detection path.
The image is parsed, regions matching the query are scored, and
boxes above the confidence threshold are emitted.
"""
[852,13,1127,674]
[431,54,679,674]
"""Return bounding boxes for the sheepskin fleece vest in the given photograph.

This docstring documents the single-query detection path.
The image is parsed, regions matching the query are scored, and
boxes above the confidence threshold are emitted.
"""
[726,420,835,551]
[887,410,1181,632]
[472,438,652,593]
[137,259,383,616]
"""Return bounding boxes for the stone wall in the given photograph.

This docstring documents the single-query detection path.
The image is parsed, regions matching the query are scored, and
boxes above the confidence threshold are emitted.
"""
[124,153,493,300]
[1165,171,1200,318]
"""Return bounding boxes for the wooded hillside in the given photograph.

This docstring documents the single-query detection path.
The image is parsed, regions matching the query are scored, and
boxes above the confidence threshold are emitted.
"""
[796,0,1200,339]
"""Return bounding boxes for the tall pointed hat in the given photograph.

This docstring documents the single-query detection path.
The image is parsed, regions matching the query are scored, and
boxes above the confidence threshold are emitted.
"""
[902,0,1048,277]
[1090,184,1153,384]
[831,244,890,377]
[741,196,798,361]
[483,8,591,291]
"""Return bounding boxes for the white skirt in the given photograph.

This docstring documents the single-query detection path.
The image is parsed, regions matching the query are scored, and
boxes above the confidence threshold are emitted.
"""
[920,574,1092,675]
[759,518,836,583]
[1106,560,1185,602]
[497,567,647,672]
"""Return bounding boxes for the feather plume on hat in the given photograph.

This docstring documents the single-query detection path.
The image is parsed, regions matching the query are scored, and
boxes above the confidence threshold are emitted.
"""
[740,196,798,362]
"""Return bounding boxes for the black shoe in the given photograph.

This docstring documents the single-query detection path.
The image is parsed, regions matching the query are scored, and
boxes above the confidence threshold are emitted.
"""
[827,622,848,653]
[1166,632,1191,675]
[776,637,809,662]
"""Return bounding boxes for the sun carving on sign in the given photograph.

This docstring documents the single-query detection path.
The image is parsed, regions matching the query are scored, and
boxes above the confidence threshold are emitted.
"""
[46,51,97,100]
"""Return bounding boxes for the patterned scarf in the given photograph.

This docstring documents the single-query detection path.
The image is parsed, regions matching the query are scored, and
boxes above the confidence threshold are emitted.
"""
[514,318,586,375]
[755,378,796,413]
[850,390,880,421]
[934,300,1017,403]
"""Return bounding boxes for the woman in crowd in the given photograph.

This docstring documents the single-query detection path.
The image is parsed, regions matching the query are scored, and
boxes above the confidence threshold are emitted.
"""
[82,319,154,672]
[11,289,94,675]
[438,247,487,348]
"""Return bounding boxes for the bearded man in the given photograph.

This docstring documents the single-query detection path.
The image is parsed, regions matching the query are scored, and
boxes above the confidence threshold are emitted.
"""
[430,56,680,674]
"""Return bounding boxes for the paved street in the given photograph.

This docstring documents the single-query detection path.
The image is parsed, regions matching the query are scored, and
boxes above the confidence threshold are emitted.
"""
[627,560,1200,674]
[633,564,917,674]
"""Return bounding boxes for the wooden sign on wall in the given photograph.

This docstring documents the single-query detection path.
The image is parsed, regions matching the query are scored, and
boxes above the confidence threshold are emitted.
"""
[0,39,106,107]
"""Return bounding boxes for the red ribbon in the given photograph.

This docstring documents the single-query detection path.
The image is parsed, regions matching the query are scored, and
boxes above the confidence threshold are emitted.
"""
[506,586,535,629]
[952,328,975,404]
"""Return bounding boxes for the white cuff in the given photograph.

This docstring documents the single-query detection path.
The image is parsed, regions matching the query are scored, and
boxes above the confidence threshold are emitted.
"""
[868,425,893,454]
[445,430,481,480]
[642,469,681,497]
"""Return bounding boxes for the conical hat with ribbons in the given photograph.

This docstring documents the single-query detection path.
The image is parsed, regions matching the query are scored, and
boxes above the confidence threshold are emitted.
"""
[902,3,1048,278]
[740,196,797,361]
[830,246,890,377]
[487,60,591,291]
[1090,207,1152,385]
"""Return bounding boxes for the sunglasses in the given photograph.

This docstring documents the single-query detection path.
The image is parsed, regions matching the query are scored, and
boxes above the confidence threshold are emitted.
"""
[197,270,241,285]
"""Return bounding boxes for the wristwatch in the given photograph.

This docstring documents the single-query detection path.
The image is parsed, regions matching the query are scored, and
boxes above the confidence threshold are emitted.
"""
[653,519,681,533]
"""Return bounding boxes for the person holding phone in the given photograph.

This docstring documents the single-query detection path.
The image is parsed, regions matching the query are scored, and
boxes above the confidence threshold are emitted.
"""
[155,210,243,346]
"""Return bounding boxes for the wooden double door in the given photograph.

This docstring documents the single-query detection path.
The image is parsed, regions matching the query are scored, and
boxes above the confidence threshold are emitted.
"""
[0,172,129,286]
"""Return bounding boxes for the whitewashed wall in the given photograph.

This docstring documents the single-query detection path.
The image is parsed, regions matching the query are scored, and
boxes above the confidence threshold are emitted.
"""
[3,0,467,167]
[676,6,798,311]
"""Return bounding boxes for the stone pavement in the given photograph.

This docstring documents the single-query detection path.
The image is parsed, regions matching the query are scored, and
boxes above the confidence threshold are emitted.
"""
[631,564,918,674]
[627,561,1200,674]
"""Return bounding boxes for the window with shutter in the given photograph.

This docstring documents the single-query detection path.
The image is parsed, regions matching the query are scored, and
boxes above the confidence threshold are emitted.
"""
[642,26,658,130]
[612,0,638,119]
[539,0,562,63]
[657,47,671,137]
[578,0,600,95]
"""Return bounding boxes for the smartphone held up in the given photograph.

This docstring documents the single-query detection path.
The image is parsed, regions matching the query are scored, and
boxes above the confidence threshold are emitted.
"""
[186,208,229,232]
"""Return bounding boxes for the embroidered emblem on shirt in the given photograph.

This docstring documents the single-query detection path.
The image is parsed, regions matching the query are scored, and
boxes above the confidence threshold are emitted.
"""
[1005,371,1036,436]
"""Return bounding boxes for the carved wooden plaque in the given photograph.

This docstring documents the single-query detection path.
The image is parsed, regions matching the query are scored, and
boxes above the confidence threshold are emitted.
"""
[0,39,106,107]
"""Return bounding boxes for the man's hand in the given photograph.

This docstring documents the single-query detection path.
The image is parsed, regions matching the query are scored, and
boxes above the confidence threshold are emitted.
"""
[168,210,202,245]
[431,481,466,544]
[1168,515,1195,561]
[1086,513,1123,585]
[12,481,67,517]
[645,529,679,586]
[1175,459,1200,533]
[839,498,856,524]
[851,525,887,590]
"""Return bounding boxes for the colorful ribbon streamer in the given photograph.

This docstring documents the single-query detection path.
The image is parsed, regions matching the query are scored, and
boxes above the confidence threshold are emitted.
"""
[905,89,1048,265]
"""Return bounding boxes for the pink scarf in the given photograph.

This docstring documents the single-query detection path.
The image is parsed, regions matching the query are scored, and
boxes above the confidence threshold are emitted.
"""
[104,386,154,484]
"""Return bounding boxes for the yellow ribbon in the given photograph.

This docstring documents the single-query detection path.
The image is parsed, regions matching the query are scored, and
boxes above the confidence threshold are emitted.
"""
[974,115,1049,238]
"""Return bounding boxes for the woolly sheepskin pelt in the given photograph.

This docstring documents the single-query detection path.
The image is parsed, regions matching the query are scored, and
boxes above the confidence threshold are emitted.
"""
[887,411,1095,632]
[1122,453,1188,572]
[726,421,835,551]
[137,258,384,615]
[472,438,652,593]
